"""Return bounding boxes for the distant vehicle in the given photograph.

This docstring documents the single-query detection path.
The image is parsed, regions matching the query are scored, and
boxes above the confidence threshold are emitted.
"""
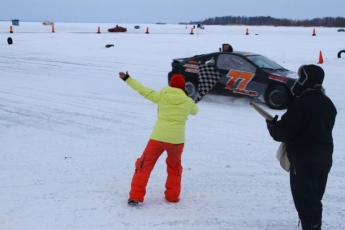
[197,24,205,29]
[12,19,19,26]
[134,25,140,29]
[42,21,54,26]
[337,28,345,32]
[108,25,127,32]
[167,47,309,110]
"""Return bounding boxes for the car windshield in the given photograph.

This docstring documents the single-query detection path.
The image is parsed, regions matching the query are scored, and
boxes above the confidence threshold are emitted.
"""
[247,55,285,70]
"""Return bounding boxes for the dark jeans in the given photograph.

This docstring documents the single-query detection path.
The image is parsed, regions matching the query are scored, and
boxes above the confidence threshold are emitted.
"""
[289,160,332,222]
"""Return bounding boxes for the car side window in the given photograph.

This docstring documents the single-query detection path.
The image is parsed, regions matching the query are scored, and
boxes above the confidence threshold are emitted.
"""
[217,54,255,72]
[250,58,266,68]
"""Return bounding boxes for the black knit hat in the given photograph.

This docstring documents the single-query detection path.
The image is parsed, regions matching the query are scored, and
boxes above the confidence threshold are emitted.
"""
[291,64,324,96]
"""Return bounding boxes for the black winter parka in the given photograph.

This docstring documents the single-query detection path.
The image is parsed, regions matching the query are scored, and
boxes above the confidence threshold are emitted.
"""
[267,89,337,164]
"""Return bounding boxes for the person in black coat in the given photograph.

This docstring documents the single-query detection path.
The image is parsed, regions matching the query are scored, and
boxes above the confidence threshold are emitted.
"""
[266,64,337,230]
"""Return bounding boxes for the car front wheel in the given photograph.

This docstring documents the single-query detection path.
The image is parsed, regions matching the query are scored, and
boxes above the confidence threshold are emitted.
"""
[265,85,291,110]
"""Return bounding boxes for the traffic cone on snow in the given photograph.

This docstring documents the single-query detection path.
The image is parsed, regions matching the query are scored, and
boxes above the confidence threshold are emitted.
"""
[52,25,55,33]
[312,28,316,36]
[190,28,194,35]
[318,51,324,64]
[145,27,149,34]
[246,28,249,35]
[97,26,101,34]
[9,26,13,33]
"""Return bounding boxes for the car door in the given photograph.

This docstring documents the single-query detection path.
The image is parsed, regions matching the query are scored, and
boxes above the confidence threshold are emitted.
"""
[215,54,259,97]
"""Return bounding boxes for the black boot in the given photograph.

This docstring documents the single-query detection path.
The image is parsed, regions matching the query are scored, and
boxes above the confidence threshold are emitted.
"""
[301,219,321,230]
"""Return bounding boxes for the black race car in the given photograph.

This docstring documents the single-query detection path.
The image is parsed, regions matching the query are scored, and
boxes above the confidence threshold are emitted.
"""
[168,48,299,110]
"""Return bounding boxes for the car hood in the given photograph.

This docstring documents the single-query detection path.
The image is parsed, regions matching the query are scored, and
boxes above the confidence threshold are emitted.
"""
[266,69,298,80]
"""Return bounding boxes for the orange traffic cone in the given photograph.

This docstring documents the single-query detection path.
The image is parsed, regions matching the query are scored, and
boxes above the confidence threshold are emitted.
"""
[312,28,316,36]
[145,27,149,34]
[318,51,324,64]
[9,26,13,33]
[52,25,55,33]
[246,28,249,35]
[190,28,194,35]
[97,26,101,34]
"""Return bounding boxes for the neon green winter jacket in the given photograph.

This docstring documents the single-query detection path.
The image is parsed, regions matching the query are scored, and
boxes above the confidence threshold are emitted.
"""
[125,77,198,144]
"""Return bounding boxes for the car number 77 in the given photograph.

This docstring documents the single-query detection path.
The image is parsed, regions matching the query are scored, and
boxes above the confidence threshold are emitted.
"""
[225,70,255,90]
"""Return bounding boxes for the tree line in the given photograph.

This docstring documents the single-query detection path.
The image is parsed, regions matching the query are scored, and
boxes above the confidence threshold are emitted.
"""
[188,16,345,27]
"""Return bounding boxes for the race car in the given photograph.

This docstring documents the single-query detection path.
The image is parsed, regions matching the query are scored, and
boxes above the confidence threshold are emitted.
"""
[167,46,300,110]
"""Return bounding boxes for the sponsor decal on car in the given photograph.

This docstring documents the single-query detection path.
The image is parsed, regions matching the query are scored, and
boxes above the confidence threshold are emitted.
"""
[183,63,198,69]
[269,74,288,83]
[188,60,198,64]
[185,68,199,73]
[183,63,199,73]
[233,88,258,96]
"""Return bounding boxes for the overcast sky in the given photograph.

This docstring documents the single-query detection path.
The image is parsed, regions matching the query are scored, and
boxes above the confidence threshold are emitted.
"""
[2,0,344,24]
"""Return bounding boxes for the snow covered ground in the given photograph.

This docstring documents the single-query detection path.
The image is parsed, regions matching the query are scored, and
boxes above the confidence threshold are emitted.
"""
[1,22,344,230]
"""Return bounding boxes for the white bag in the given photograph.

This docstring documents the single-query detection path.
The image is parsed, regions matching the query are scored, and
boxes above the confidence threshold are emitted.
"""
[276,142,290,172]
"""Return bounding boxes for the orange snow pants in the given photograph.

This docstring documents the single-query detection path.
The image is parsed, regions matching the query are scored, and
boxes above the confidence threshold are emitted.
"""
[129,139,184,203]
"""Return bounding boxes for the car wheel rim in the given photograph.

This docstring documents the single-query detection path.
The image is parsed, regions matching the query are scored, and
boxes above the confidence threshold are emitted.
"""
[185,82,196,96]
[269,90,284,107]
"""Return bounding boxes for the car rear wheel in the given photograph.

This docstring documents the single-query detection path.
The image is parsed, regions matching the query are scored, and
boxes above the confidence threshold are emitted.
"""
[265,85,291,110]
[185,79,198,100]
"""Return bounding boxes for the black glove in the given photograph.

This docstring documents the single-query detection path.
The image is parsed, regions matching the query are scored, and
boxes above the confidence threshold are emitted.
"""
[122,73,130,81]
[266,115,278,129]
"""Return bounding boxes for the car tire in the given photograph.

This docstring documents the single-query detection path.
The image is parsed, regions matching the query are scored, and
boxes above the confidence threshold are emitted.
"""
[185,79,198,100]
[265,84,291,110]
[337,50,345,58]
[7,37,13,45]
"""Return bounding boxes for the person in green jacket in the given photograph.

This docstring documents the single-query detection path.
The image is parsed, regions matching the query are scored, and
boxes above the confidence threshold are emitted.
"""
[119,71,198,205]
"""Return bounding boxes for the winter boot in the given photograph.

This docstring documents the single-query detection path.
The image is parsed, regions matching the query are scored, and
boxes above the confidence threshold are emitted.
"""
[127,199,139,205]
[301,219,321,230]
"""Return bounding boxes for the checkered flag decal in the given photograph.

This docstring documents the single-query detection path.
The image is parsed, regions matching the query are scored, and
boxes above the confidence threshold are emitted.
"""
[195,62,222,103]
